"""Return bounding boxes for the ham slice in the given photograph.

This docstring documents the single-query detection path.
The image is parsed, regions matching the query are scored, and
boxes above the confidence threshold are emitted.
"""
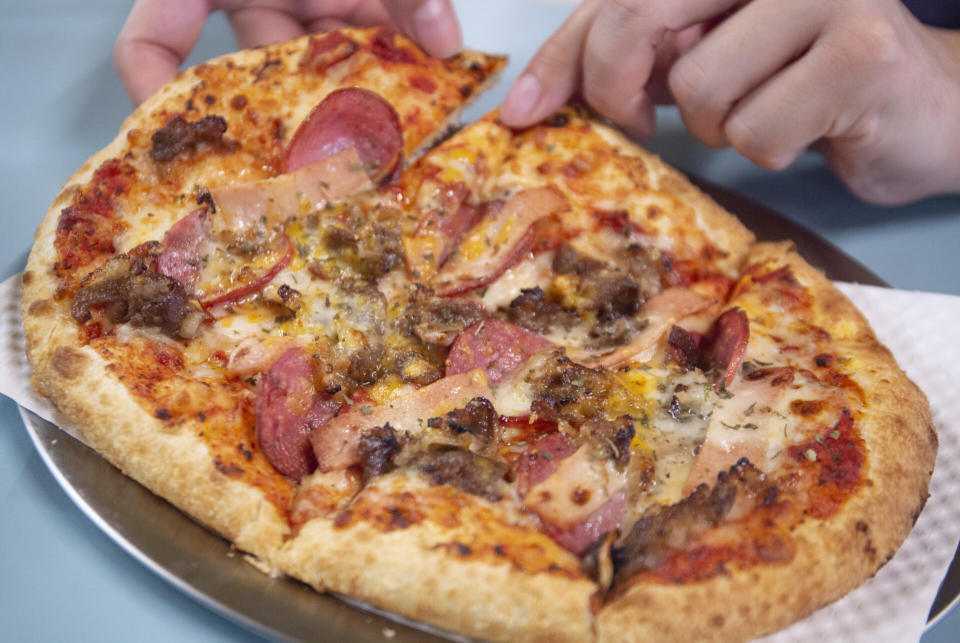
[212,87,405,231]
[569,287,718,367]
[515,433,626,555]
[546,491,625,556]
[431,186,569,296]
[683,367,796,494]
[226,336,305,377]
[309,369,491,472]
[445,319,554,385]
[156,207,211,289]
[523,445,626,531]
[210,147,373,232]
[255,348,340,480]
[404,194,501,280]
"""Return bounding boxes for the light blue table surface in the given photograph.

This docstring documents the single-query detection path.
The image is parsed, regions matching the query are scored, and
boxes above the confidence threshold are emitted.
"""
[2,1,958,641]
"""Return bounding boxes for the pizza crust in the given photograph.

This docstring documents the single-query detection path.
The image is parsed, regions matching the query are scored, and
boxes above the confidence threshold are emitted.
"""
[280,475,597,642]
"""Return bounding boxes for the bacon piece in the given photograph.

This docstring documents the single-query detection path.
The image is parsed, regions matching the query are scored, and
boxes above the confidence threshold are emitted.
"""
[569,287,718,368]
[309,369,491,472]
[156,207,210,289]
[445,319,554,385]
[404,194,504,279]
[256,348,340,480]
[283,87,403,183]
[211,147,373,231]
[668,307,750,391]
[683,367,796,494]
[198,237,295,309]
[226,336,304,377]
[431,186,570,297]
[701,308,750,391]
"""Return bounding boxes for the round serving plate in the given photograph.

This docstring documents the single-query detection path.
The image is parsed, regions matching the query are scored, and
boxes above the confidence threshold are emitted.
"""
[21,180,959,639]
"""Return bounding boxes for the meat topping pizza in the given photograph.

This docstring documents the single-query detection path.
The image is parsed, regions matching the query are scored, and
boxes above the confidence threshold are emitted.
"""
[22,28,935,643]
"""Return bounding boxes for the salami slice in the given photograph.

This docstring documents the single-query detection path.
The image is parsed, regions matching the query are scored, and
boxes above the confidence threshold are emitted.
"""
[445,319,554,385]
[256,348,340,480]
[283,87,403,183]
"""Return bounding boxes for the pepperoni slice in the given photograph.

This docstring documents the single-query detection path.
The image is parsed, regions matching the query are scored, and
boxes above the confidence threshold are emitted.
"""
[283,88,403,184]
[445,320,554,385]
[256,348,340,480]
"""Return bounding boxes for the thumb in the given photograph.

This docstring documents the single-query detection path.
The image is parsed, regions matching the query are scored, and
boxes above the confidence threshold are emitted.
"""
[380,0,462,58]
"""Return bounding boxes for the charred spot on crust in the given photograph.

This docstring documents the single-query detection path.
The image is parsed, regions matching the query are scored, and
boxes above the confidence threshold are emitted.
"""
[27,299,55,316]
[51,345,89,379]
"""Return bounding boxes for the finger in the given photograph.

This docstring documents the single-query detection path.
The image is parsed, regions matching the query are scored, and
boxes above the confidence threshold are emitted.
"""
[113,0,211,105]
[645,25,709,105]
[668,0,827,148]
[226,4,307,48]
[380,0,462,58]
[581,0,743,138]
[722,37,873,170]
[500,0,603,128]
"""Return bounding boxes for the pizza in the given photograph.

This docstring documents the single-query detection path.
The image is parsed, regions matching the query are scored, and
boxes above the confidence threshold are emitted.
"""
[21,27,936,642]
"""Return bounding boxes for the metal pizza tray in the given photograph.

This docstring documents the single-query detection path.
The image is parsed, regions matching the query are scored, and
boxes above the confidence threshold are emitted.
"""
[21,180,960,640]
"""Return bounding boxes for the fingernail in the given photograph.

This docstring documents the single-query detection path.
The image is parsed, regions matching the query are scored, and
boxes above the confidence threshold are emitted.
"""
[413,0,462,58]
[502,74,541,124]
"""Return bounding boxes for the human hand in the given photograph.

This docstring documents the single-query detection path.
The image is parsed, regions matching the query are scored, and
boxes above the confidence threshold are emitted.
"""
[114,0,460,106]
[501,0,960,204]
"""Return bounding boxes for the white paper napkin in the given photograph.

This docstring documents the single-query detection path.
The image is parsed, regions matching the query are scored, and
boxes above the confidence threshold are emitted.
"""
[3,274,959,641]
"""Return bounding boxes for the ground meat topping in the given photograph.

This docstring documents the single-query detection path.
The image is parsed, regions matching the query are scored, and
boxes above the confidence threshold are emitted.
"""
[427,397,499,447]
[415,448,509,501]
[357,424,403,481]
[400,286,487,347]
[71,244,201,338]
[609,459,777,587]
[150,115,236,163]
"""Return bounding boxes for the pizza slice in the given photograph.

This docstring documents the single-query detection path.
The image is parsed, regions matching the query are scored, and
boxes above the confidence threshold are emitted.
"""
[24,26,505,565]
